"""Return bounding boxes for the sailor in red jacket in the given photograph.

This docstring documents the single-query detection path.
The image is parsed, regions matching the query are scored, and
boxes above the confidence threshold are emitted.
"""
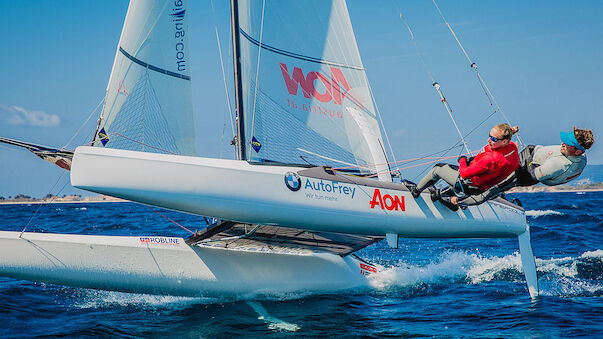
[404,123,520,210]
[458,137,519,191]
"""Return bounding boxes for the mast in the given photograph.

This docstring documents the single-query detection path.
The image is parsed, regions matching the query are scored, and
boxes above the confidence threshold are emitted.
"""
[230,0,246,160]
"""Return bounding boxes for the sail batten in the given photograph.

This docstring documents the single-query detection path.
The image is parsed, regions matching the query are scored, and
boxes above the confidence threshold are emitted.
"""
[240,30,364,71]
[118,47,191,80]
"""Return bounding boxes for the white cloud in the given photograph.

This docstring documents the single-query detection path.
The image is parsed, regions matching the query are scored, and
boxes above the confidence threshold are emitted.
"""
[0,104,60,127]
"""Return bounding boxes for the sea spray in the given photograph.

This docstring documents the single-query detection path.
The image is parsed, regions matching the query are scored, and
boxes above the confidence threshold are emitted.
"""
[526,209,563,217]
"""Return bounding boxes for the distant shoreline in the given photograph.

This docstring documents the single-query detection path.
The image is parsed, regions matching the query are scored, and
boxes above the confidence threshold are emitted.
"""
[509,188,602,194]
[508,183,603,194]
[0,195,127,205]
[0,199,128,205]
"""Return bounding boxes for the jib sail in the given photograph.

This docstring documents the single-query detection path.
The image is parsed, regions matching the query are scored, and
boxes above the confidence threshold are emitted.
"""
[94,0,195,156]
[237,0,390,180]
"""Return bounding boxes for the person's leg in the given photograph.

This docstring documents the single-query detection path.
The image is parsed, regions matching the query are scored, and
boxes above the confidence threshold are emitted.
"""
[416,163,460,192]
[455,191,491,206]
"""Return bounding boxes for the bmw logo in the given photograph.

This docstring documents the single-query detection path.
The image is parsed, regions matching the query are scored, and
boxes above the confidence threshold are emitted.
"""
[284,172,301,191]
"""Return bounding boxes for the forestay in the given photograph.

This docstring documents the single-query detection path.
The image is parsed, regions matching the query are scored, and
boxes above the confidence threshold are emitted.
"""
[94,0,195,156]
[237,0,391,180]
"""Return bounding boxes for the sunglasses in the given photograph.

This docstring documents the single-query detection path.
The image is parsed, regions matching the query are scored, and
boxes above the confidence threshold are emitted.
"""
[489,134,508,142]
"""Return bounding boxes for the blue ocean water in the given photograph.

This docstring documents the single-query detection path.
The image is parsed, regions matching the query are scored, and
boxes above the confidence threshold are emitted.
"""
[0,192,601,338]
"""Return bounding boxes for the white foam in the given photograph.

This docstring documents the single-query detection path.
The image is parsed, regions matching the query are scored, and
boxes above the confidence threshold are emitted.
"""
[581,249,603,258]
[536,256,577,278]
[541,276,603,297]
[526,210,563,217]
[368,249,603,291]
[467,252,523,284]
[368,251,480,289]
[73,289,215,309]
[246,301,300,332]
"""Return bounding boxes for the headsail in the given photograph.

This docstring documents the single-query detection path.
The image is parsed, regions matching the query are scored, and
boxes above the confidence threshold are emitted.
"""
[236,0,391,180]
[94,0,195,156]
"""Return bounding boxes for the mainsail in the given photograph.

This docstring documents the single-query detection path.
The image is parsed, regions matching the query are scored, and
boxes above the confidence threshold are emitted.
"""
[236,0,391,180]
[94,0,195,156]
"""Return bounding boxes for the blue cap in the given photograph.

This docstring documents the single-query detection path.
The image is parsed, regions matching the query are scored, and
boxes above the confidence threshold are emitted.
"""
[560,131,586,151]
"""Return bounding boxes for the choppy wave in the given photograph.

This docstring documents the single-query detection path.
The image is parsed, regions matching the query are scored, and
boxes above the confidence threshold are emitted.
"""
[526,209,563,217]
[368,249,603,297]
[72,289,213,310]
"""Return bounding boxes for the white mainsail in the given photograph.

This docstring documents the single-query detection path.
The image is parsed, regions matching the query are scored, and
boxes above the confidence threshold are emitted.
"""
[237,0,391,180]
[94,0,195,156]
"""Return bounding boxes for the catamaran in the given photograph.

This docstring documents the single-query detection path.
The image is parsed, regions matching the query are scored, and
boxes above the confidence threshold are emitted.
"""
[0,0,538,298]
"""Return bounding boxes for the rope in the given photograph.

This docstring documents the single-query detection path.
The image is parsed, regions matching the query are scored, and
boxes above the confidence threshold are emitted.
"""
[141,204,195,235]
[332,148,478,179]
[19,172,69,237]
[248,0,266,160]
[365,150,478,178]
[394,3,470,154]
[394,4,436,84]
[431,0,526,148]
[333,152,475,171]
[409,106,500,182]
[83,132,178,155]
[210,0,235,138]
[63,97,105,150]
[433,82,471,153]
[366,77,400,177]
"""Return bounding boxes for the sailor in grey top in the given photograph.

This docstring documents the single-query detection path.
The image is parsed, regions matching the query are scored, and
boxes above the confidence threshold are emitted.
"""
[530,145,586,186]
[516,129,591,187]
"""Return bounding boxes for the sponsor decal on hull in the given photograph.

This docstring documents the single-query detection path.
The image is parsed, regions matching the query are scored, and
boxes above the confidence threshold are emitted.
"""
[140,237,180,245]
[284,172,302,191]
[369,189,405,211]
[304,179,356,198]
[360,262,377,275]
[302,178,356,203]
[283,173,357,203]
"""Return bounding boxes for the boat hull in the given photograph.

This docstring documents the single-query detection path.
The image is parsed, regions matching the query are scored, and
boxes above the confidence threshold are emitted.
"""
[0,231,369,297]
[71,146,527,238]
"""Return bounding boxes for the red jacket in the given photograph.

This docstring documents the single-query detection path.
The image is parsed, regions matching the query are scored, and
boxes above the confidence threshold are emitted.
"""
[459,142,519,190]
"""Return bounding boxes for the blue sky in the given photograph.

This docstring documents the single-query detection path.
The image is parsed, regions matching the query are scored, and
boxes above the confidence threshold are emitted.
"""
[0,0,601,198]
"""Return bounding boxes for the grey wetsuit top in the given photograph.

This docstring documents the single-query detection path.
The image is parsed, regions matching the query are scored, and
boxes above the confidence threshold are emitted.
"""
[531,145,587,186]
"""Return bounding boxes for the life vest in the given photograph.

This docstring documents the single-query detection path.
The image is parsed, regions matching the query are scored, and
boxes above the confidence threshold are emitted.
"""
[458,142,519,190]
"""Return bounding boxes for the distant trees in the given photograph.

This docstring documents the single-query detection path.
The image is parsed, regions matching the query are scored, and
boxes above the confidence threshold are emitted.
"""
[14,194,32,200]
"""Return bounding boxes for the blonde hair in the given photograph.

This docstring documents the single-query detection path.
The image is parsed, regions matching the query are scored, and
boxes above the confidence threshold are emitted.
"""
[495,123,519,140]
[574,126,594,149]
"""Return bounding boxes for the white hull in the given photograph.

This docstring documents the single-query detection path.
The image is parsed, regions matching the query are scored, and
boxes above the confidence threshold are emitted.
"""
[72,146,528,238]
[0,231,369,297]
[68,147,539,298]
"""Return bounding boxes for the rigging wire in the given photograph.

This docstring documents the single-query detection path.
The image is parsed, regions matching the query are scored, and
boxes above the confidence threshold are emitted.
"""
[210,0,235,138]
[63,97,105,150]
[141,204,195,235]
[393,2,471,154]
[431,0,526,148]
[82,132,178,155]
[409,106,501,181]
[19,172,69,237]
[366,79,400,177]
[248,0,266,160]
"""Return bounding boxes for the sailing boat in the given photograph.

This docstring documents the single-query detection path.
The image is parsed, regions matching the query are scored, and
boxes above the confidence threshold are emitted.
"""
[0,0,538,298]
